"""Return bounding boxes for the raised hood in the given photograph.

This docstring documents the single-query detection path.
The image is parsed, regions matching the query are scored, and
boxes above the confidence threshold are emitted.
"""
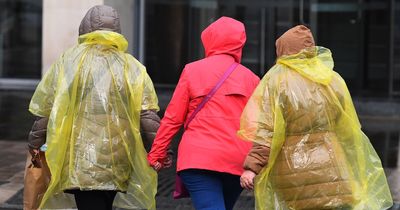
[201,16,246,63]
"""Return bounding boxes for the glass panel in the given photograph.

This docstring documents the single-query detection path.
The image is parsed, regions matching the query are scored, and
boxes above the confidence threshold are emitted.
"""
[145,1,189,84]
[310,0,391,97]
[0,90,34,140]
[0,0,42,79]
[145,0,303,84]
[145,0,394,99]
[394,0,400,93]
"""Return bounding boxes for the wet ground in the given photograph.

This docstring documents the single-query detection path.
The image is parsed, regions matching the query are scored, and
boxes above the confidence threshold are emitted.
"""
[0,89,399,209]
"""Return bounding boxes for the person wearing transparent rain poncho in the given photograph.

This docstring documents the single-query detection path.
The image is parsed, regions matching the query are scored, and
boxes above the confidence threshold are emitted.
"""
[27,5,162,210]
[238,25,393,210]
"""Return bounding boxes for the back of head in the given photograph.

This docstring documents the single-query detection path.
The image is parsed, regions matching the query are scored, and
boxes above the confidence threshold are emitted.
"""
[79,5,121,35]
[201,16,246,63]
[275,25,334,85]
[275,25,315,57]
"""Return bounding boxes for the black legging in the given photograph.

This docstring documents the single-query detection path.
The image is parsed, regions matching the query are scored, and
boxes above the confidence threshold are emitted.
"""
[68,190,117,210]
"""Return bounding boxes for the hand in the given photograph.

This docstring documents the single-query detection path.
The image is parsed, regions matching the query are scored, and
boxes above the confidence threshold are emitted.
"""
[151,155,173,172]
[162,154,173,169]
[152,161,162,172]
[29,148,39,157]
[240,170,256,190]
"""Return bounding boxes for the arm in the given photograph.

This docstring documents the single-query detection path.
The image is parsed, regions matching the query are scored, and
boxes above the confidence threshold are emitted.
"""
[243,142,271,174]
[140,109,160,152]
[139,72,174,155]
[28,60,60,154]
[241,142,271,190]
[139,70,161,150]
[141,109,174,169]
[147,68,190,168]
[28,117,49,154]
[238,78,274,189]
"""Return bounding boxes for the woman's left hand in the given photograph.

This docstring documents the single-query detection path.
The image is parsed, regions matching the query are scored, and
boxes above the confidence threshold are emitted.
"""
[151,154,173,172]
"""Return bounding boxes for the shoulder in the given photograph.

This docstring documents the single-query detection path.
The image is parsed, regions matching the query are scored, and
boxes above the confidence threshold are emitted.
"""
[124,53,145,68]
[183,58,207,71]
[122,53,149,75]
[237,64,260,82]
[332,71,346,84]
[328,71,348,93]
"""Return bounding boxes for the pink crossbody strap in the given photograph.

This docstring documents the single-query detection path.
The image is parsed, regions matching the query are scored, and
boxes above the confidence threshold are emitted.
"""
[184,62,239,129]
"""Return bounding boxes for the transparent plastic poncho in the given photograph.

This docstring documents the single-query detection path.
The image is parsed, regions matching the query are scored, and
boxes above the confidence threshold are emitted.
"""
[238,47,393,210]
[29,31,159,210]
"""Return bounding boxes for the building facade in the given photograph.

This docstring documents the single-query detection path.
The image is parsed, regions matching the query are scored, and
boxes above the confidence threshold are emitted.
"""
[0,1,399,202]
[0,0,399,168]
[0,0,399,97]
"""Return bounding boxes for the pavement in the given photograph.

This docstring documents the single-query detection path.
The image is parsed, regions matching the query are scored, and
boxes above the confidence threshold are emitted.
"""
[0,140,399,210]
[0,140,256,210]
[0,141,26,210]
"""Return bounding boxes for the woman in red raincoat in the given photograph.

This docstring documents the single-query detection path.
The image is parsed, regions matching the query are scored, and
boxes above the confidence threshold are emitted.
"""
[147,16,259,210]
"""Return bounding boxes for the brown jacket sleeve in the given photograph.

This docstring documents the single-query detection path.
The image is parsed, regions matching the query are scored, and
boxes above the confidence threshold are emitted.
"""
[28,117,49,149]
[243,143,271,175]
[140,109,160,152]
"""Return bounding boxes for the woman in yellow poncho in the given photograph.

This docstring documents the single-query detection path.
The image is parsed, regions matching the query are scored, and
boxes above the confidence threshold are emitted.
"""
[238,25,393,210]
[28,5,160,210]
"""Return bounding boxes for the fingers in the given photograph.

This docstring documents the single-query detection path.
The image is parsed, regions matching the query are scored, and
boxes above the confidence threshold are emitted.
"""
[152,161,162,171]
[240,170,256,190]
[29,148,39,157]
[152,155,174,172]
[162,154,173,168]
[242,180,253,190]
[163,158,172,168]
[246,179,254,190]
[240,177,254,190]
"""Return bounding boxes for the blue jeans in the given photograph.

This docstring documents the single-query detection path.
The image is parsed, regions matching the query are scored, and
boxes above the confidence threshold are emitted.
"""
[179,169,243,210]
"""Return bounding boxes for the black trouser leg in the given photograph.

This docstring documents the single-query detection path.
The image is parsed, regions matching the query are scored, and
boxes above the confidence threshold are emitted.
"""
[71,190,117,210]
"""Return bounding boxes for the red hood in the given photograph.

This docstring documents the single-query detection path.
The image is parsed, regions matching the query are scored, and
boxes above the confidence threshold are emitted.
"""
[201,16,246,63]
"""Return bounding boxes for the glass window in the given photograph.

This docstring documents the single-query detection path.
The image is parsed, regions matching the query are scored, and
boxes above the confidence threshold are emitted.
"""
[0,0,42,79]
[145,0,396,99]
[393,0,400,94]
[145,0,304,84]
[311,0,391,97]
[145,1,189,84]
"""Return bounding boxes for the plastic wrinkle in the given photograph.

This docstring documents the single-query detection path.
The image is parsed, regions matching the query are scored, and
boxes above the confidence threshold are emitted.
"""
[29,31,158,210]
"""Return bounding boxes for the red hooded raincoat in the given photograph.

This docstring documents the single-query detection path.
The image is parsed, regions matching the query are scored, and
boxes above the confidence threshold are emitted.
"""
[147,16,259,175]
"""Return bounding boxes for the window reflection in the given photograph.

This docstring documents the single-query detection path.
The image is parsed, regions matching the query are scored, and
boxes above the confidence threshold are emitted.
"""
[145,0,397,99]
[0,0,42,79]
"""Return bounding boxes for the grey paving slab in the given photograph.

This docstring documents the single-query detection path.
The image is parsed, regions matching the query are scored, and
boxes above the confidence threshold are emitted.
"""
[0,139,399,209]
[0,141,26,205]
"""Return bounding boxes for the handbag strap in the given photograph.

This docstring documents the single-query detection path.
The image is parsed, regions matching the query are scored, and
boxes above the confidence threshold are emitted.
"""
[184,62,239,129]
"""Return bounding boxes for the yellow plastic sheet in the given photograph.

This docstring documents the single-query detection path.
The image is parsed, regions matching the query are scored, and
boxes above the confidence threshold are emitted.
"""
[238,47,393,210]
[29,31,159,210]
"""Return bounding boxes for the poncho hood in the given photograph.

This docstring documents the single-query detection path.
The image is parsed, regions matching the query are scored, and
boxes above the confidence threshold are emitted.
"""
[78,30,128,52]
[275,25,333,85]
[277,46,334,85]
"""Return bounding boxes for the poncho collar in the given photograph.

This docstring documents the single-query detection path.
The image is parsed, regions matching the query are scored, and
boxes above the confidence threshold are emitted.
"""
[277,46,334,85]
[78,30,128,52]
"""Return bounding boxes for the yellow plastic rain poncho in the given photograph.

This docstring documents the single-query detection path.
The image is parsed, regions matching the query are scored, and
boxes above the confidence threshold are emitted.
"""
[29,31,158,209]
[238,46,393,210]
